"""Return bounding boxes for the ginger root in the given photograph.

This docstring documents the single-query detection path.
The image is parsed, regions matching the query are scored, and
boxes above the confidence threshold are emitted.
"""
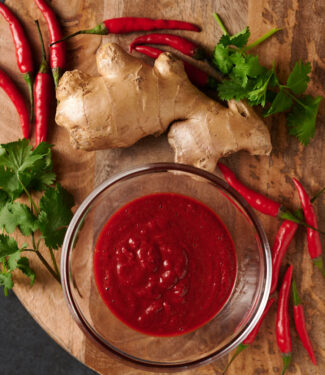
[55,43,271,171]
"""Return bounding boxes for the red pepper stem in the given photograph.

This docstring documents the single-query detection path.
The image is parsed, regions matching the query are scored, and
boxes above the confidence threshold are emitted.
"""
[222,343,248,374]
[35,20,49,73]
[310,187,325,203]
[50,23,108,46]
[281,354,292,375]
[313,257,325,278]
[23,72,34,122]
[52,67,61,89]
[291,279,301,306]
[279,209,325,235]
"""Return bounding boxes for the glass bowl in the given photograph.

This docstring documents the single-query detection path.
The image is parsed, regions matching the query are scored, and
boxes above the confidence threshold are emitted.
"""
[61,163,271,372]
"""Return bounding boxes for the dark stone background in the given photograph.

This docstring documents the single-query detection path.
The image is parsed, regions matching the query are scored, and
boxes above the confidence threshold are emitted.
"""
[0,292,97,375]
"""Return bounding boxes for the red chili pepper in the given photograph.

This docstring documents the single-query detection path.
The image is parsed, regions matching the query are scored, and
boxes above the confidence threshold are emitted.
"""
[34,20,53,146]
[222,298,275,374]
[34,0,66,88]
[292,279,317,365]
[50,17,200,45]
[292,178,325,278]
[218,162,283,216]
[134,45,218,88]
[130,33,205,59]
[276,265,293,375]
[0,68,30,138]
[270,221,298,294]
[0,3,34,120]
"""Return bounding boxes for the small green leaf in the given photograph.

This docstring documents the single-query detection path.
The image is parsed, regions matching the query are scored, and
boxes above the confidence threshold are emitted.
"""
[0,139,43,173]
[229,26,250,48]
[212,44,234,74]
[286,61,311,95]
[217,79,251,101]
[17,257,36,286]
[264,90,293,117]
[0,234,19,258]
[0,272,13,290]
[247,69,274,106]
[0,202,38,235]
[287,95,323,145]
[38,184,74,249]
[7,250,22,270]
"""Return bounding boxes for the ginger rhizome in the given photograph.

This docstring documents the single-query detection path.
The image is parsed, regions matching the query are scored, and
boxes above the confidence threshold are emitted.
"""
[55,43,271,171]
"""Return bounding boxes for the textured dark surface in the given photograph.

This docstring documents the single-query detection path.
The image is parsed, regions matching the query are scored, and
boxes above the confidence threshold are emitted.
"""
[0,292,97,375]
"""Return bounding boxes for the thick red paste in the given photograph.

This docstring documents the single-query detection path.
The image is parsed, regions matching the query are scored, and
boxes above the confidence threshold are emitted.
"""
[94,193,237,336]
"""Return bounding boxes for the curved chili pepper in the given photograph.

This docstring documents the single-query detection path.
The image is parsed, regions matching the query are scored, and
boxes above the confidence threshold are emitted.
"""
[130,33,205,60]
[134,45,218,89]
[50,17,200,45]
[292,178,325,278]
[222,298,275,374]
[270,220,298,294]
[276,264,293,375]
[34,0,66,88]
[218,162,282,216]
[0,3,34,120]
[34,20,53,146]
[0,68,30,138]
[217,163,325,234]
[292,279,317,365]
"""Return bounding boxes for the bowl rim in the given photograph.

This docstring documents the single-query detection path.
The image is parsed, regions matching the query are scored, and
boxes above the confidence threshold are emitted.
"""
[61,162,272,372]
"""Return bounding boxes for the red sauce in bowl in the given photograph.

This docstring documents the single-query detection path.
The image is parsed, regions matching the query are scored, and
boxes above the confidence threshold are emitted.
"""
[94,193,237,336]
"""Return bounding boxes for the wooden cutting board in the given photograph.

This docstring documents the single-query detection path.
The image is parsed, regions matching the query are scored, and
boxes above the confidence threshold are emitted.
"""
[0,0,324,374]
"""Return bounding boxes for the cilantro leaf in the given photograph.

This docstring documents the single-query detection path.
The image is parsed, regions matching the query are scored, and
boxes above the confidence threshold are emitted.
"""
[0,140,56,200]
[0,139,43,173]
[230,53,266,87]
[217,78,251,101]
[212,44,233,74]
[0,202,38,235]
[29,142,56,191]
[38,184,74,249]
[287,95,323,145]
[286,61,311,95]
[218,27,250,48]
[0,272,13,291]
[264,90,293,117]
[229,26,250,48]
[0,234,19,258]
[7,250,22,270]
[247,69,274,106]
[16,257,36,286]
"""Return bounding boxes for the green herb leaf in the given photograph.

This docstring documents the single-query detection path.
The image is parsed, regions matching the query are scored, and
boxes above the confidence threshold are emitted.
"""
[217,79,251,101]
[247,69,274,106]
[38,184,74,249]
[264,90,293,117]
[219,27,250,48]
[0,140,56,200]
[0,202,38,235]
[286,61,311,95]
[0,234,19,258]
[0,139,43,173]
[212,44,233,74]
[0,272,13,290]
[17,257,36,286]
[287,95,323,145]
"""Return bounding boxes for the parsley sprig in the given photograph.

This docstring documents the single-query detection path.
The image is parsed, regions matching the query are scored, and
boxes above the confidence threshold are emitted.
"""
[212,13,323,145]
[0,139,74,295]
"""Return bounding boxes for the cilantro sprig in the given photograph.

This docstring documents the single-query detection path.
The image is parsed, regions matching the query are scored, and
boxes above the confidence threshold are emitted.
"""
[0,139,74,295]
[212,14,323,145]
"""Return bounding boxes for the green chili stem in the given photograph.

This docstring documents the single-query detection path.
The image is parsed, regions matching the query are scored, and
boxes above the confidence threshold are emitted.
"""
[213,12,229,35]
[243,28,281,51]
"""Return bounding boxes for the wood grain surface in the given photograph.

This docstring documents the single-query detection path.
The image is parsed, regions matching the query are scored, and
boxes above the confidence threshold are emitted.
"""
[0,0,324,374]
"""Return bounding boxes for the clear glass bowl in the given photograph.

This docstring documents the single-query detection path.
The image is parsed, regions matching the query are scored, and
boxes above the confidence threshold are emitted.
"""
[61,163,271,372]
